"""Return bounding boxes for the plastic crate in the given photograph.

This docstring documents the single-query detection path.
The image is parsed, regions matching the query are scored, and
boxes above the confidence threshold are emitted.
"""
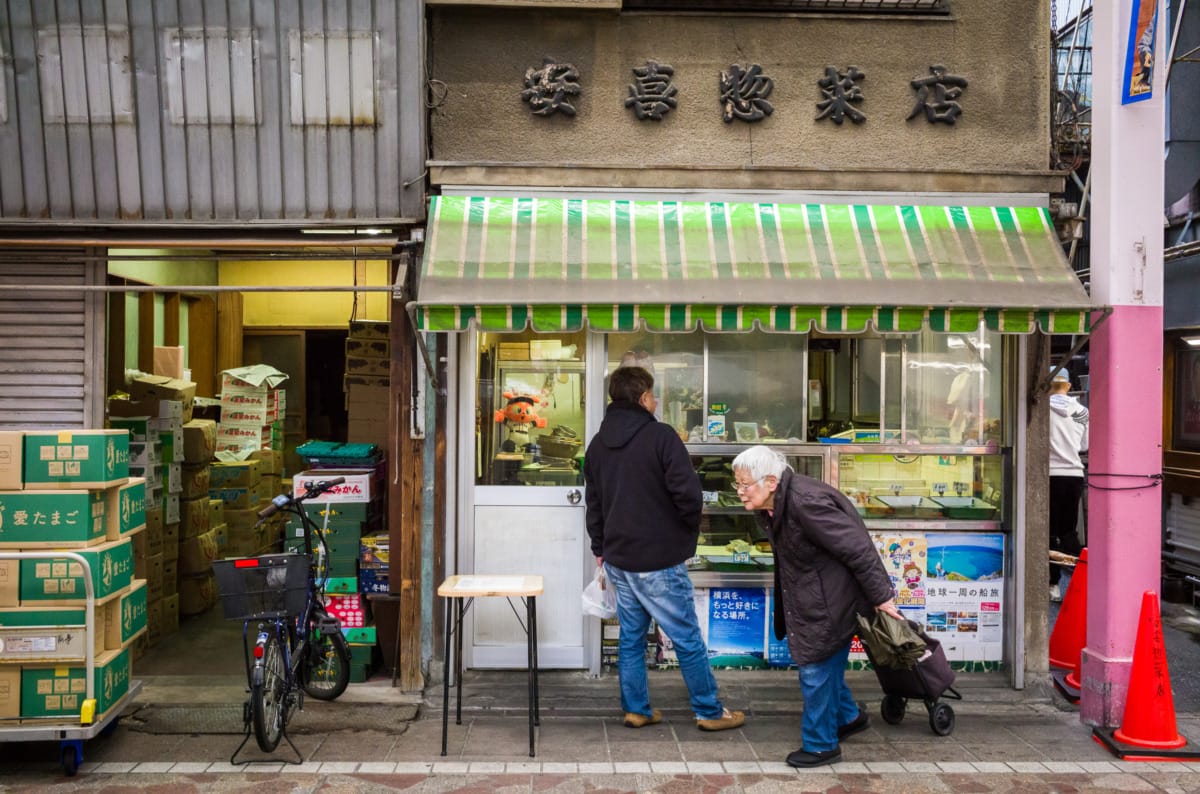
[296,440,383,468]
[213,553,309,621]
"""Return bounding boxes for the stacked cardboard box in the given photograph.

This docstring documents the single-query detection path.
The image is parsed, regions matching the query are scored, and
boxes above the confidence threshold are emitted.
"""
[173,418,219,618]
[212,459,283,559]
[341,626,380,683]
[284,469,380,595]
[216,367,288,457]
[111,399,191,639]
[358,534,389,594]
[344,320,390,448]
[0,429,147,723]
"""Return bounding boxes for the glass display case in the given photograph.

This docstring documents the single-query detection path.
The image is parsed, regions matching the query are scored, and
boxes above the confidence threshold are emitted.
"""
[833,446,1007,530]
[686,444,829,587]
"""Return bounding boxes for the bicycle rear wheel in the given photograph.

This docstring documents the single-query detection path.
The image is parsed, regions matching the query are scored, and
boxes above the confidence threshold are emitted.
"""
[252,633,288,752]
[301,618,351,700]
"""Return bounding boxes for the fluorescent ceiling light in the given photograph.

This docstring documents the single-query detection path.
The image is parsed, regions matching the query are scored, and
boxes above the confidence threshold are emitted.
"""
[301,227,393,235]
[1185,336,1200,346]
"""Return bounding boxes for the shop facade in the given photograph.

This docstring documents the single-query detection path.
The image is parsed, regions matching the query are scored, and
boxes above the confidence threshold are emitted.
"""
[421,3,1094,685]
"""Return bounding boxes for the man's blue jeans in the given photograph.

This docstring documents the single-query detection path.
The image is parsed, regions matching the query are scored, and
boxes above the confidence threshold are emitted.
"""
[798,642,859,752]
[604,562,724,720]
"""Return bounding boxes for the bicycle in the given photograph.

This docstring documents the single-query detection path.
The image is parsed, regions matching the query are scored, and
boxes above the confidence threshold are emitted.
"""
[213,475,353,763]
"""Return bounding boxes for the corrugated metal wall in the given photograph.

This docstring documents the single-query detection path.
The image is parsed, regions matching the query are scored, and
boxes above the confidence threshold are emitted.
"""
[0,250,104,429]
[0,0,426,223]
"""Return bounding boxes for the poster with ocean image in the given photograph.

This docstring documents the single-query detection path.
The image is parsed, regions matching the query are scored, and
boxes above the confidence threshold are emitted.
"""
[923,532,1005,660]
[705,587,769,668]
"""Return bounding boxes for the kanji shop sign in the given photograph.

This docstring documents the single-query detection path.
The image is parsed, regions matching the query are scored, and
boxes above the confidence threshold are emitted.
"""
[519,57,968,126]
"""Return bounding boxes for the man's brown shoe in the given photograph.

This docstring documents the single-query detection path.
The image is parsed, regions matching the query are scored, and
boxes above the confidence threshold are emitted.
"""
[623,709,662,728]
[696,708,745,731]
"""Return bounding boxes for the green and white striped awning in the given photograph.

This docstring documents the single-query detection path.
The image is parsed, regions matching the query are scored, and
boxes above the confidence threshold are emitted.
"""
[416,195,1096,334]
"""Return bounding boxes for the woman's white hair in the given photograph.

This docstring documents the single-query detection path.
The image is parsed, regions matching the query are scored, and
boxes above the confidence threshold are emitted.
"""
[732,445,791,481]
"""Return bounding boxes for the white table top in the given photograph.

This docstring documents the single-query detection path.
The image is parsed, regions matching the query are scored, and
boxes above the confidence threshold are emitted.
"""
[438,574,544,598]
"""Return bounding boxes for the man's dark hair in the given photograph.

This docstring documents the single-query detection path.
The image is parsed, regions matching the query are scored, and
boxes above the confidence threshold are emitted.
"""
[609,365,654,404]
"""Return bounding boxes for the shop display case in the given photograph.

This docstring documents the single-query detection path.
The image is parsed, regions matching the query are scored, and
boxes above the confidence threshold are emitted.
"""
[684,444,1009,588]
[833,445,1007,531]
[686,444,829,587]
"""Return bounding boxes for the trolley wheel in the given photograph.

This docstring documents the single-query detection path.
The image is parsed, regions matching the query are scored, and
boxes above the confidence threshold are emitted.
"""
[881,694,906,725]
[929,702,955,736]
[60,744,80,777]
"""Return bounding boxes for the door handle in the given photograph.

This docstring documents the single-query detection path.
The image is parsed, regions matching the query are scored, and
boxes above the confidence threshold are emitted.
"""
[567,489,582,505]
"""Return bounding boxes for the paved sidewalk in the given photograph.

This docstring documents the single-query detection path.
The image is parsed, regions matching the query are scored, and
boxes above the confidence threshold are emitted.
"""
[3,669,1200,790]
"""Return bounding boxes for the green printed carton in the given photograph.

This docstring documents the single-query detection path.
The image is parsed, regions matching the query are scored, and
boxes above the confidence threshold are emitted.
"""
[21,646,130,719]
[0,489,106,548]
[19,538,134,603]
[103,579,148,650]
[23,430,130,489]
[105,478,146,541]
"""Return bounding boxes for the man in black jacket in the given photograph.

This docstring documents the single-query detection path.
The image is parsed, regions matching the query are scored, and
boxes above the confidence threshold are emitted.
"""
[584,365,744,732]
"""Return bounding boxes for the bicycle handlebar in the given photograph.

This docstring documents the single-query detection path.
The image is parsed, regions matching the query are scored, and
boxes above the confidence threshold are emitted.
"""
[257,476,347,521]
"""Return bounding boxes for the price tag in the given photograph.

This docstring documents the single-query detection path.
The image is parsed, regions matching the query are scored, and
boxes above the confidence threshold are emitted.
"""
[732,551,750,563]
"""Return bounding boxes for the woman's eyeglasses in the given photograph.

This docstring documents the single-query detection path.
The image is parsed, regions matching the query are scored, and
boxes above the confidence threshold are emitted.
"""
[733,476,765,492]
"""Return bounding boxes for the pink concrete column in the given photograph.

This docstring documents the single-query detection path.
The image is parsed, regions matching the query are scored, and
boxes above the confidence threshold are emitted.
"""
[1080,305,1163,727]
[1083,0,1165,727]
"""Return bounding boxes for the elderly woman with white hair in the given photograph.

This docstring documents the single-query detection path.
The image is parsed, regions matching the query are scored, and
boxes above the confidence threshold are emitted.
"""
[731,445,901,768]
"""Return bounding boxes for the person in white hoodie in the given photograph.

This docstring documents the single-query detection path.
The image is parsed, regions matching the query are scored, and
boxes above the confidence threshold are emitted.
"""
[1048,366,1089,601]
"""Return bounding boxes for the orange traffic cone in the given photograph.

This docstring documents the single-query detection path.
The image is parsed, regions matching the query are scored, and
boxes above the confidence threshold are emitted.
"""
[1049,548,1087,669]
[1051,645,1083,704]
[1093,590,1200,761]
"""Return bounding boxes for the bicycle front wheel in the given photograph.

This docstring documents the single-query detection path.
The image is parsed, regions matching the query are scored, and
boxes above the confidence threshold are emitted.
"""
[252,633,288,752]
[301,620,351,700]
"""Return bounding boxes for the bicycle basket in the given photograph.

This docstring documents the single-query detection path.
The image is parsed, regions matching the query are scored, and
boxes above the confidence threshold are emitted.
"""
[213,554,309,621]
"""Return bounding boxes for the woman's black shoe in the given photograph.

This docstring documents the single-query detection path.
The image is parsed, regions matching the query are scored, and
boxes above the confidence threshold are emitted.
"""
[786,747,842,768]
[837,711,870,740]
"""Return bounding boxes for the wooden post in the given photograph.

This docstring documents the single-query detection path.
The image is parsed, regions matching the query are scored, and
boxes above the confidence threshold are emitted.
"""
[188,296,217,398]
[163,293,180,346]
[216,292,244,375]
[391,255,425,692]
[137,292,155,372]
[106,291,126,395]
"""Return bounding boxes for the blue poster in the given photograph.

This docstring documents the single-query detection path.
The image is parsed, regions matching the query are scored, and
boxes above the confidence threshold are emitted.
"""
[765,591,793,667]
[707,587,767,668]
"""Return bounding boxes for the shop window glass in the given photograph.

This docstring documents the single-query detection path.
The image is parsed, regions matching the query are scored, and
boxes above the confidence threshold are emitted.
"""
[607,331,807,443]
[903,327,1002,444]
[475,330,586,486]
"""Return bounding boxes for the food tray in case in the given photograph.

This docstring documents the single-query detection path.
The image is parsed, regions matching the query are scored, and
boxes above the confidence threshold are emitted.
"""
[930,496,997,519]
[874,496,945,519]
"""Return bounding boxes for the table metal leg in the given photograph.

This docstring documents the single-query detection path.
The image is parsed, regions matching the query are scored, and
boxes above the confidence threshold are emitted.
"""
[441,596,452,756]
[526,595,535,756]
[531,596,540,724]
[455,599,465,725]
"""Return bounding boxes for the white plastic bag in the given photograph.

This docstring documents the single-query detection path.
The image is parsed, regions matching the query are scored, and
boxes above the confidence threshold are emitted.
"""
[581,566,617,619]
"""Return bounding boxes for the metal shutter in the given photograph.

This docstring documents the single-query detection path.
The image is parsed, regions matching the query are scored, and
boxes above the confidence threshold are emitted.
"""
[1166,493,1200,578]
[0,248,104,429]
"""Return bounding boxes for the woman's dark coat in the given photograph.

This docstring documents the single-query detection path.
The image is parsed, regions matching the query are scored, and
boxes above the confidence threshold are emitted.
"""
[757,468,896,665]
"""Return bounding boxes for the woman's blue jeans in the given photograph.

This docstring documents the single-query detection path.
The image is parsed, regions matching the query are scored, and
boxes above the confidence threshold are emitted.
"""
[798,642,859,752]
[604,562,724,720]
